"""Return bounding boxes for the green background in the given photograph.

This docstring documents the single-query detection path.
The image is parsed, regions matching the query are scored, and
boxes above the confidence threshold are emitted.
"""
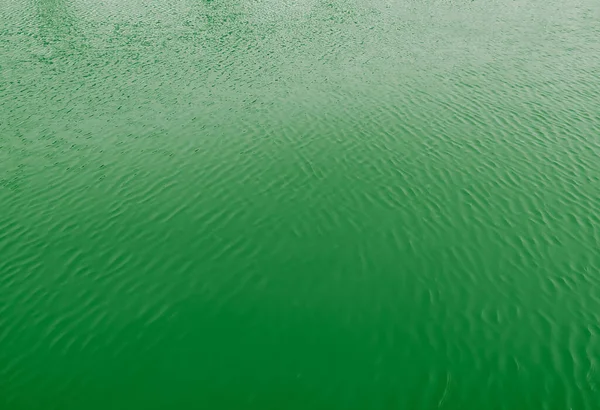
[1,0,600,408]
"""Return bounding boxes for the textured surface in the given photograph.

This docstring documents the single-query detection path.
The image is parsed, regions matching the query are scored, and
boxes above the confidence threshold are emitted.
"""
[2,0,600,408]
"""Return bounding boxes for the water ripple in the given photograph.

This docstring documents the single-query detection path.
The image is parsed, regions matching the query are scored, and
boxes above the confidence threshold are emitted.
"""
[2,0,600,408]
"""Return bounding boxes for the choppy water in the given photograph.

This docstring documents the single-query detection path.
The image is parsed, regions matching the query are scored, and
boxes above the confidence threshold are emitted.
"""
[2,0,600,408]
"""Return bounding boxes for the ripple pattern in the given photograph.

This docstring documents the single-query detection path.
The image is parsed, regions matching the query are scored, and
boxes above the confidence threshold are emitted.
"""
[2,0,600,408]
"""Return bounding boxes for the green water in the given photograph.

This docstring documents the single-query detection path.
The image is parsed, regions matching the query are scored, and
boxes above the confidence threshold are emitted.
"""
[2,0,600,408]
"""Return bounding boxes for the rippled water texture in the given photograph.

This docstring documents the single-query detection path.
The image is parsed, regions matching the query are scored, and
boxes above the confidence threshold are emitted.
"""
[2,0,600,408]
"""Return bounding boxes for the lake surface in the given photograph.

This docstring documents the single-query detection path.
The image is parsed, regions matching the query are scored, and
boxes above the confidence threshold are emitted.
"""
[2,0,600,408]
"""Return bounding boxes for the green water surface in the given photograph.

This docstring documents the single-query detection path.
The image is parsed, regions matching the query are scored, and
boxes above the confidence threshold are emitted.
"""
[2,0,600,408]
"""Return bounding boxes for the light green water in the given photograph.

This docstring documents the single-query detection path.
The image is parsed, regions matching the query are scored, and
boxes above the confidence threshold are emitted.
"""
[2,0,600,408]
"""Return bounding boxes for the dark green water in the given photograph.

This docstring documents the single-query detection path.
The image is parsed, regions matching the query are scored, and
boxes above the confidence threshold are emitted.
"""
[2,0,600,408]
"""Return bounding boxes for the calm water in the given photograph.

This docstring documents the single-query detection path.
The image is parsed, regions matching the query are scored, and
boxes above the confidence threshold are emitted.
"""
[2,0,600,408]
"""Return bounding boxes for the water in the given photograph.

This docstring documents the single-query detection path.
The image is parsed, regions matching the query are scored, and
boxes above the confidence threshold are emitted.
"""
[2,0,600,408]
